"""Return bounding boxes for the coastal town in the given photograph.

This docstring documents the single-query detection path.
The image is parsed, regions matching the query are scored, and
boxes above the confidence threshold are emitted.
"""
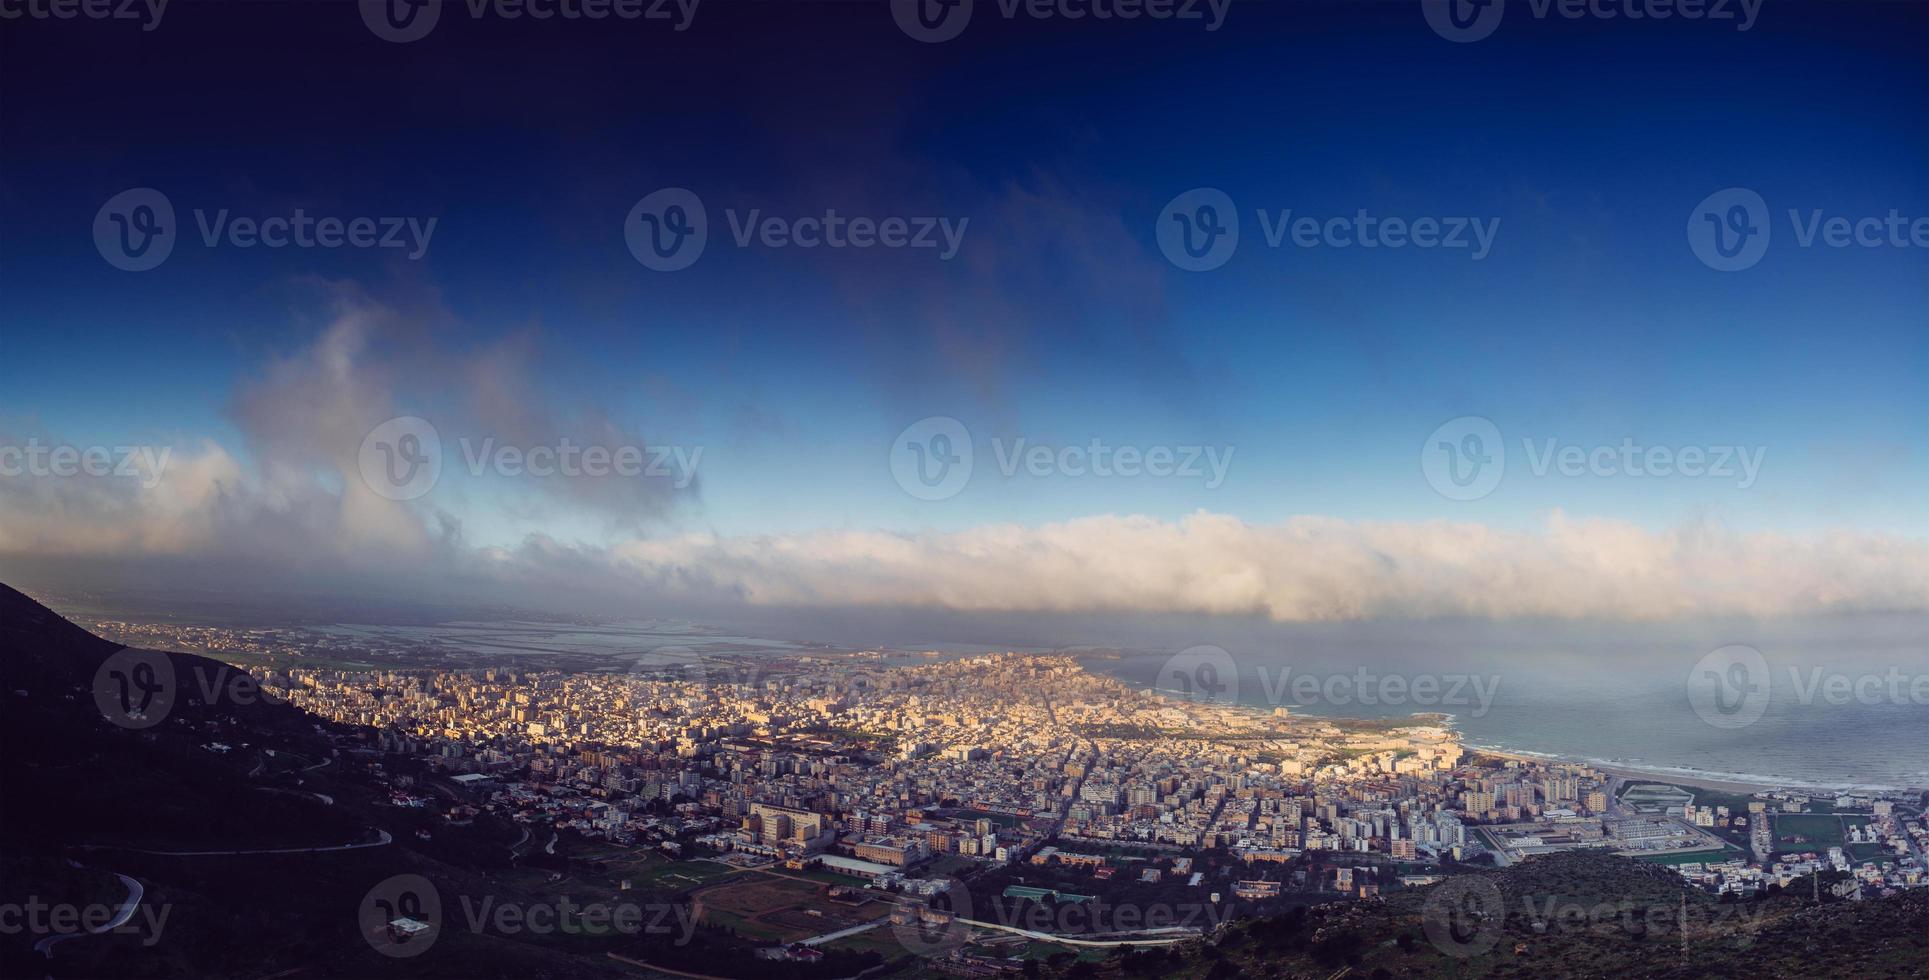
[231,649,1925,956]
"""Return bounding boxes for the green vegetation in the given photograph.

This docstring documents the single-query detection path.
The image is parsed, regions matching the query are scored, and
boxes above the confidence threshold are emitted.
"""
[1155,850,1929,980]
[1686,788,1764,815]
[1849,844,1893,865]
[819,927,904,958]
[1635,849,1735,866]
[568,846,743,891]
[954,808,1025,828]
[816,725,899,749]
[1773,813,1870,854]
[795,868,872,888]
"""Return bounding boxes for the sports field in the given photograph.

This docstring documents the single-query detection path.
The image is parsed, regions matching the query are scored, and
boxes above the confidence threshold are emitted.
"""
[1771,813,1870,855]
[694,873,887,943]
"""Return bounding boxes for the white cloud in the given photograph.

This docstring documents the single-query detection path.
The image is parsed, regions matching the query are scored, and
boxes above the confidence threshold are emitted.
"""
[4,297,1924,623]
[7,453,1926,621]
[600,512,1929,622]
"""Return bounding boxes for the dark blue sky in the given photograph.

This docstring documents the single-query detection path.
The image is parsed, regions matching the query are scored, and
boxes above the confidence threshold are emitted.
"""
[0,0,1923,618]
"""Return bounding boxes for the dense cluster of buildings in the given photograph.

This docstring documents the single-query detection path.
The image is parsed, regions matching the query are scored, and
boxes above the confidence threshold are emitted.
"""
[1673,799,1928,899]
[256,654,1502,879]
[247,652,1925,906]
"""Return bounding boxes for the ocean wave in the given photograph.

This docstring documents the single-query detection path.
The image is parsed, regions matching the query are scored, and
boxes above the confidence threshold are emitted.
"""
[1465,741,1919,792]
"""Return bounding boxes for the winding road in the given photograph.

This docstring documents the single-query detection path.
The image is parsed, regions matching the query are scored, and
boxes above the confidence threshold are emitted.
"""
[257,786,335,806]
[76,829,391,857]
[34,872,143,958]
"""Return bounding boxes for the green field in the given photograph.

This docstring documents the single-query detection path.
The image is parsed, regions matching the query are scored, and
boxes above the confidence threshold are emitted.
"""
[693,873,882,945]
[1635,849,1736,866]
[1682,788,1763,816]
[634,858,743,890]
[1848,844,1892,864]
[569,846,745,891]
[926,854,982,877]
[976,940,1113,962]
[796,868,873,888]
[822,926,907,957]
[700,907,780,940]
[1772,813,1869,854]
[953,809,1025,829]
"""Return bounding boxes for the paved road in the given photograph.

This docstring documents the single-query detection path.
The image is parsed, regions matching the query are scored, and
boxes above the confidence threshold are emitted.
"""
[799,920,881,946]
[956,917,1192,948]
[1042,695,1098,840]
[257,786,335,806]
[35,872,142,958]
[78,829,391,857]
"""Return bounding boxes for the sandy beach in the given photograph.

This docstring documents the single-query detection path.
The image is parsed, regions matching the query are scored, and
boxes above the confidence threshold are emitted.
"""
[1473,747,1796,796]
[1478,744,1928,797]
[1587,763,1786,796]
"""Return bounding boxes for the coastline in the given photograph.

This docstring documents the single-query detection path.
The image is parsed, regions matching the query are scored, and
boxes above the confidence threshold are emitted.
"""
[1469,745,1926,797]
[1101,666,1929,799]
[1471,746,1778,794]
